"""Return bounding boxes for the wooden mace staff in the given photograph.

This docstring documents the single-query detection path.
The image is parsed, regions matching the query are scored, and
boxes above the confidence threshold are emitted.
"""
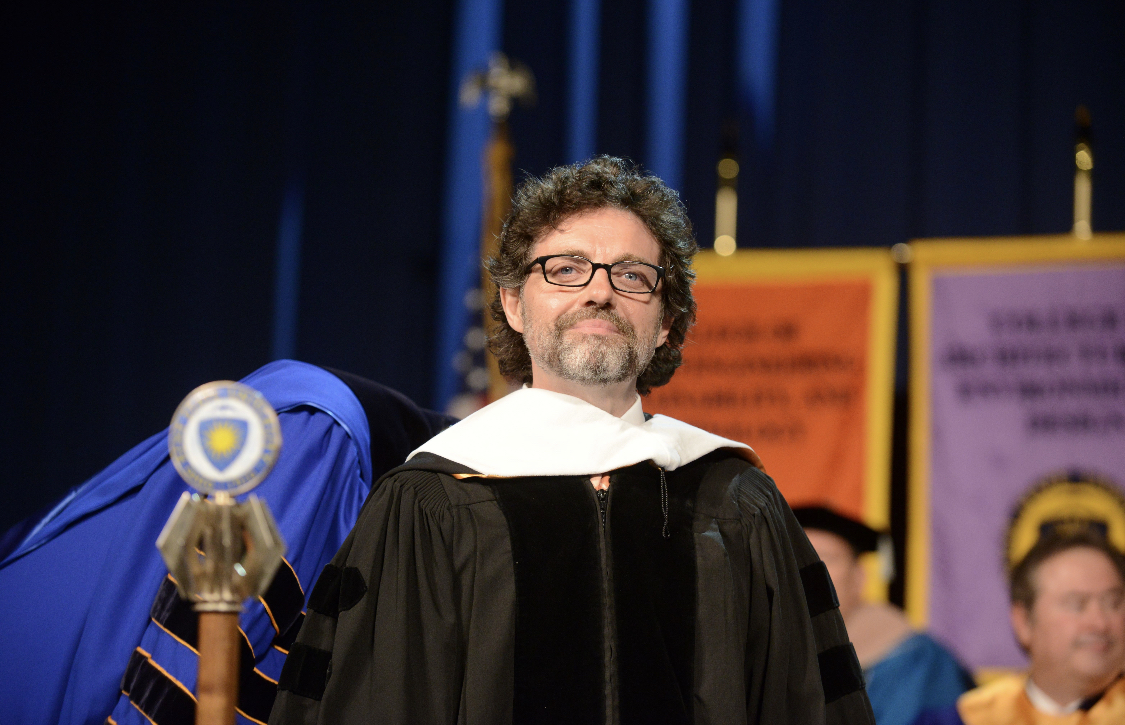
[158,381,287,725]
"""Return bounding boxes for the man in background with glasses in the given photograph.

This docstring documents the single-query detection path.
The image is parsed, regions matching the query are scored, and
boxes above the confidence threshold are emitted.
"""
[271,157,874,725]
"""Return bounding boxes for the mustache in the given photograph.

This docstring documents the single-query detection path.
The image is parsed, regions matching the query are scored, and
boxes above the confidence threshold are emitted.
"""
[1074,634,1116,648]
[554,308,633,337]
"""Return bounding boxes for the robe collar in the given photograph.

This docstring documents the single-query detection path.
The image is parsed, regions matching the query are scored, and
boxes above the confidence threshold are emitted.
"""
[1026,674,1124,715]
[410,387,757,477]
[1026,678,1084,715]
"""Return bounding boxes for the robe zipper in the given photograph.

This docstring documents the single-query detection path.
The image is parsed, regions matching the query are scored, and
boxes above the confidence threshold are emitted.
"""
[589,481,618,725]
[659,467,669,538]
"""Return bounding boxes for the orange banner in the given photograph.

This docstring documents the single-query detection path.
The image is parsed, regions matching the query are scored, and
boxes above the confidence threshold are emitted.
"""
[649,280,870,516]
[646,249,898,528]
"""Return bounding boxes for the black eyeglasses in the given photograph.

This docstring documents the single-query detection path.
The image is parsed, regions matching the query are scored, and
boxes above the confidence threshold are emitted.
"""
[525,254,665,294]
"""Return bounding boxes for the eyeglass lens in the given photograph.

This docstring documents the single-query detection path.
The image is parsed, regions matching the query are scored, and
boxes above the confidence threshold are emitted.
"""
[543,256,658,292]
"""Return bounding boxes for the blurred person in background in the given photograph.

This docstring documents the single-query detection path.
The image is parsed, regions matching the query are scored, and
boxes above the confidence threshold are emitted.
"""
[917,530,1125,725]
[796,506,975,725]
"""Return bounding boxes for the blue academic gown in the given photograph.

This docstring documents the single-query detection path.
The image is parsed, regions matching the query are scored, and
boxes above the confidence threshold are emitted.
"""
[864,632,975,725]
[912,706,965,725]
[0,360,449,725]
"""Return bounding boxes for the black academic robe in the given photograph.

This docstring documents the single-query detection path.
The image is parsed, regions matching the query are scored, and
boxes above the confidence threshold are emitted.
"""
[270,449,874,725]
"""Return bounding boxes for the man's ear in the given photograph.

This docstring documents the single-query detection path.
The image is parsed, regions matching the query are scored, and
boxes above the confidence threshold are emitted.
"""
[1011,603,1033,651]
[499,286,524,334]
[656,313,673,347]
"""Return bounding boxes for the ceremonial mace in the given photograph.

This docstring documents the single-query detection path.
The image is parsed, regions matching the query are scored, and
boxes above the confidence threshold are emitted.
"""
[157,382,286,725]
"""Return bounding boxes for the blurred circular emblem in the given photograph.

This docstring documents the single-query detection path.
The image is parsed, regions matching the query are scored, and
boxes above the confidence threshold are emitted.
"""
[168,381,281,496]
[1006,471,1125,569]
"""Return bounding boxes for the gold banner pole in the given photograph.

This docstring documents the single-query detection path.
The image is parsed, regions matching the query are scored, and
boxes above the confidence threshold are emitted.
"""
[459,53,536,405]
[481,120,516,401]
[1073,105,1093,240]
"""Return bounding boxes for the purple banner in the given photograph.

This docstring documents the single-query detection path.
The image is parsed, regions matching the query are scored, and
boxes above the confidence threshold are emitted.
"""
[927,263,1125,670]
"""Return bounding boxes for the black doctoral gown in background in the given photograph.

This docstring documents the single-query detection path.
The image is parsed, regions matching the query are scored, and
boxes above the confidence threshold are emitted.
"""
[269,448,874,725]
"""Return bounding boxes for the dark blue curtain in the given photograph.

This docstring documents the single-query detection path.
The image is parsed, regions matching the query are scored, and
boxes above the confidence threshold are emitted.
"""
[1,2,454,529]
[2,0,1122,531]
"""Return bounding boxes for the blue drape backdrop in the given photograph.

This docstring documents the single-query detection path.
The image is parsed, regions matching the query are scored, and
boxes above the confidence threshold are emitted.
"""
[2,0,1123,532]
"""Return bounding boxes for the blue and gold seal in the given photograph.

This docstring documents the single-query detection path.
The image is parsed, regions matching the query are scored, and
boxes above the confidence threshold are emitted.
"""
[168,381,281,495]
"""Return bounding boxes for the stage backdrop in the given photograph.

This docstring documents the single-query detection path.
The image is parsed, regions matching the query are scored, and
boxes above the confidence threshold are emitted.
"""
[647,248,898,594]
[907,233,1125,673]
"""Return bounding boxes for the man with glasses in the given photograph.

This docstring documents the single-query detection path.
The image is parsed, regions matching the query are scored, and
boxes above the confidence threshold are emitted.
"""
[917,531,1125,725]
[271,157,874,725]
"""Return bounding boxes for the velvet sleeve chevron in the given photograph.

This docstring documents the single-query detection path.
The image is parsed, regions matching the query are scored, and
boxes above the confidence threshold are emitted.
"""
[729,464,875,725]
[102,406,374,725]
[0,361,440,725]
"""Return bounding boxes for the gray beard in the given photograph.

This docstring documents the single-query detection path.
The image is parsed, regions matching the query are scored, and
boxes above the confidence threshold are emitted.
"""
[527,307,660,386]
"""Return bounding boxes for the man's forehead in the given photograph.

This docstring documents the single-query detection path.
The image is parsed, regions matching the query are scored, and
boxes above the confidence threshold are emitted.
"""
[530,208,659,260]
[549,206,642,231]
[1035,546,1125,595]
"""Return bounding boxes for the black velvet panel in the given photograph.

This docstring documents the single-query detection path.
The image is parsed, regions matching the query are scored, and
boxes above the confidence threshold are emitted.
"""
[277,642,333,701]
[147,575,280,721]
[490,477,605,724]
[154,564,306,655]
[818,644,865,703]
[238,659,280,723]
[610,461,701,725]
[800,561,839,617]
[150,576,198,645]
[273,611,304,652]
[307,564,367,617]
[121,648,194,725]
[307,564,341,616]
[261,560,307,637]
[338,567,368,611]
